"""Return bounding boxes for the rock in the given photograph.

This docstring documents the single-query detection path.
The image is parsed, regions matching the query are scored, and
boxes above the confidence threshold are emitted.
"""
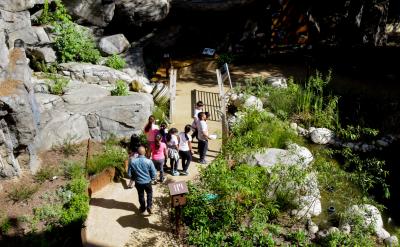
[377,139,389,147]
[290,122,297,130]
[0,9,31,33]
[115,0,170,26]
[33,112,90,151]
[65,93,153,141]
[32,26,51,44]
[317,230,329,239]
[340,223,351,234]
[251,144,313,169]
[63,0,115,27]
[328,227,339,234]
[58,62,133,85]
[28,46,57,63]
[99,34,130,55]
[8,27,40,47]
[0,0,38,12]
[122,46,151,92]
[35,93,63,112]
[310,128,334,145]
[307,219,319,235]
[266,76,287,88]
[0,30,8,70]
[297,173,322,217]
[243,95,263,111]
[384,236,399,247]
[297,126,309,137]
[347,204,390,240]
[62,84,110,105]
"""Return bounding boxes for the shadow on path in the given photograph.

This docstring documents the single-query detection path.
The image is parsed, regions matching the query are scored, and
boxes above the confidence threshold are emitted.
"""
[90,198,133,211]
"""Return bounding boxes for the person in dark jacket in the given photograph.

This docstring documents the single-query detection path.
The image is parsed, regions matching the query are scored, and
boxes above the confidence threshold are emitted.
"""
[128,146,157,214]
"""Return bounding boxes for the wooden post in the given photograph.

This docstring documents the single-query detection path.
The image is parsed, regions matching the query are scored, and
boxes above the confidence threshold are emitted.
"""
[169,68,177,123]
[216,69,229,145]
[85,138,91,179]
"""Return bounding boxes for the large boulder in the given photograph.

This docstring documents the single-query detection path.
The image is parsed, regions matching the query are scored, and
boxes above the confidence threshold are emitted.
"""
[65,93,153,141]
[99,34,130,55]
[115,0,170,26]
[0,0,38,12]
[251,143,313,169]
[62,84,110,105]
[310,128,334,145]
[33,111,90,151]
[63,0,115,27]
[345,204,391,240]
[28,46,57,63]
[0,30,8,70]
[34,93,63,112]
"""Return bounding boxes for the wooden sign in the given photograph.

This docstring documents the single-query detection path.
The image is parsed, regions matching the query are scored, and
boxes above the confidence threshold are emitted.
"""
[168,181,189,196]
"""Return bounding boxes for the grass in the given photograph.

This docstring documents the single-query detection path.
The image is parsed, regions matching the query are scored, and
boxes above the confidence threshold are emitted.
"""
[8,184,39,203]
[52,134,80,157]
[111,80,129,96]
[87,145,127,176]
[1,217,11,234]
[105,54,126,70]
[35,166,60,183]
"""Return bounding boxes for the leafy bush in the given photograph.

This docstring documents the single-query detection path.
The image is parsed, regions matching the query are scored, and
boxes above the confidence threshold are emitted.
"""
[111,80,129,96]
[47,74,69,95]
[224,109,301,159]
[105,54,126,70]
[54,22,101,63]
[87,146,127,175]
[287,229,309,246]
[152,103,170,125]
[64,161,85,180]
[216,53,235,67]
[37,0,71,25]
[35,166,60,183]
[8,184,39,203]
[0,217,11,234]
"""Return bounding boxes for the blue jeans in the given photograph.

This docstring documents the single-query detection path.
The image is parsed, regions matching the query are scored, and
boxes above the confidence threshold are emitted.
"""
[135,182,153,211]
[198,139,208,161]
[152,159,165,181]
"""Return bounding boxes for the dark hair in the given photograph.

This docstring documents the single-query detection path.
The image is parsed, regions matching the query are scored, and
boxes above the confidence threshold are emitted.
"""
[155,134,162,149]
[166,128,178,142]
[205,112,210,119]
[184,125,191,141]
[196,101,204,107]
[198,112,205,120]
[144,115,155,132]
[130,134,141,153]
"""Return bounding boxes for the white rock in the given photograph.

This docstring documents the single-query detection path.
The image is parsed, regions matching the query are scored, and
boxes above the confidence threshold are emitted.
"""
[310,128,334,145]
[266,76,287,88]
[62,84,110,105]
[384,236,399,247]
[99,34,130,55]
[290,122,298,130]
[328,227,339,234]
[243,95,263,111]
[340,223,351,234]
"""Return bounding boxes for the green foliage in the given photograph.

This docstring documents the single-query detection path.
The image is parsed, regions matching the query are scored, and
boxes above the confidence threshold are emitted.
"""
[336,125,379,142]
[35,166,60,183]
[8,184,39,203]
[60,192,89,226]
[184,156,308,246]
[54,22,101,63]
[46,74,69,95]
[37,0,71,25]
[152,103,170,125]
[52,134,80,157]
[224,109,301,159]
[1,217,11,234]
[105,54,126,70]
[33,204,63,225]
[87,146,127,175]
[216,53,235,67]
[64,161,85,180]
[111,80,129,96]
[287,229,309,246]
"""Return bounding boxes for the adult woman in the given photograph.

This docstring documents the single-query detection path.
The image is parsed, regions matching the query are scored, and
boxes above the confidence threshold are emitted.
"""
[178,125,193,176]
[144,115,159,157]
[166,128,180,176]
[151,134,168,182]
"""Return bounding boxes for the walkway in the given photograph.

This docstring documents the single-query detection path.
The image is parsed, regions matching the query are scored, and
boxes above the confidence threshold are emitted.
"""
[84,59,225,247]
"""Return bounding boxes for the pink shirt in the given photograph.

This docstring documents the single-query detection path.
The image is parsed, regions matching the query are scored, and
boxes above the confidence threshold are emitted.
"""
[151,142,167,160]
[145,124,159,142]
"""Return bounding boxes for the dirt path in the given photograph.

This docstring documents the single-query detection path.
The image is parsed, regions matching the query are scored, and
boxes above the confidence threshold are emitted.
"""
[84,59,227,247]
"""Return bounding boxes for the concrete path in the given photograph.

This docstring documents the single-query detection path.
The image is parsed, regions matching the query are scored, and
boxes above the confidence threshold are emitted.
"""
[84,59,225,247]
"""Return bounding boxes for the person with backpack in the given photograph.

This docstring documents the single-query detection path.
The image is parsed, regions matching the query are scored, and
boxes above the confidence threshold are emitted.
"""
[166,128,180,176]
[178,125,193,176]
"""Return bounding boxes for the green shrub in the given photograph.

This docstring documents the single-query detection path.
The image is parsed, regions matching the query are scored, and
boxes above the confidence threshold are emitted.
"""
[152,104,170,125]
[105,54,126,70]
[35,166,60,183]
[8,184,39,203]
[87,146,127,175]
[37,0,71,25]
[54,22,101,63]
[60,193,89,226]
[1,217,11,234]
[216,53,235,67]
[64,161,85,180]
[111,80,129,96]
[33,204,63,225]
[47,74,69,95]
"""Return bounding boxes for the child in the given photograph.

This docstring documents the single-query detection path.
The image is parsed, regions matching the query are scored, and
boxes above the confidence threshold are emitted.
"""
[178,125,193,176]
[151,134,168,182]
[191,101,204,140]
[144,115,159,157]
[159,122,168,143]
[166,128,180,176]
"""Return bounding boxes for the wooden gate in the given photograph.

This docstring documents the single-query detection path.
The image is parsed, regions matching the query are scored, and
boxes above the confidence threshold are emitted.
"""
[191,90,221,121]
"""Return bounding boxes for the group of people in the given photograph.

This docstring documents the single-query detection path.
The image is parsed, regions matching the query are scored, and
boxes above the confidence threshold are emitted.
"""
[127,101,212,214]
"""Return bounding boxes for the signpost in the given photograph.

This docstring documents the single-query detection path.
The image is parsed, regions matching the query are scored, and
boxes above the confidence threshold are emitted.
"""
[168,181,189,235]
[169,68,177,123]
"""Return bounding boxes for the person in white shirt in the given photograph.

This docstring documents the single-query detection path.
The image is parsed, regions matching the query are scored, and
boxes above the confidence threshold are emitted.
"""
[197,112,210,164]
[178,125,193,175]
[166,128,180,176]
[191,101,204,140]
